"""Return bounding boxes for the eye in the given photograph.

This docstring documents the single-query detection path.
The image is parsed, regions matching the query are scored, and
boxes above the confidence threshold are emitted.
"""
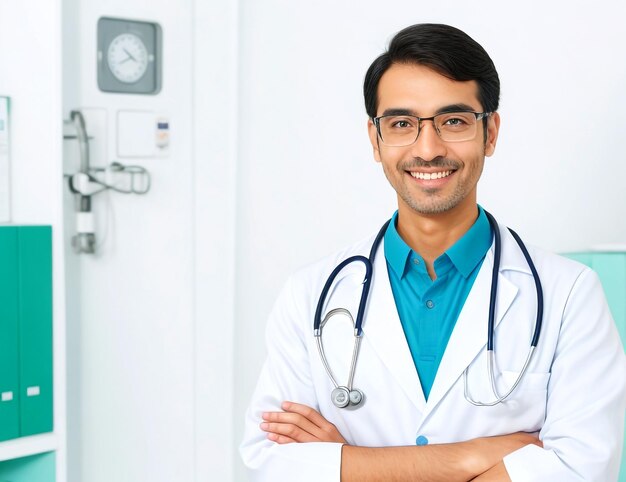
[437,112,475,131]
[388,117,416,129]
[443,117,468,126]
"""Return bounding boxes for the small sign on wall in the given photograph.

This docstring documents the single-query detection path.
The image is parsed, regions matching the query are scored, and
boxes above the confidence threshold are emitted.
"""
[0,97,11,222]
[116,110,169,158]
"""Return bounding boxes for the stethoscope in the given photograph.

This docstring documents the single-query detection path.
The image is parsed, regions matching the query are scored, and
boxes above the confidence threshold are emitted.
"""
[314,211,543,409]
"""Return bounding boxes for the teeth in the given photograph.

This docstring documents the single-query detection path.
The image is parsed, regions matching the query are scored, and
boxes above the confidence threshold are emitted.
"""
[410,170,453,180]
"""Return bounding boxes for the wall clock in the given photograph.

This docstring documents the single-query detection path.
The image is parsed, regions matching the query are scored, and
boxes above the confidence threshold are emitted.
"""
[97,17,162,95]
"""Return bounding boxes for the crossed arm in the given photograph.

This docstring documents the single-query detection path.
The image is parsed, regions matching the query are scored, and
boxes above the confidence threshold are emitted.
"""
[261,401,540,481]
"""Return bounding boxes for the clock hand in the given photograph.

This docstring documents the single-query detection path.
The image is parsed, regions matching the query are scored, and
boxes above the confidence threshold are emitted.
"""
[119,55,133,64]
[123,48,138,62]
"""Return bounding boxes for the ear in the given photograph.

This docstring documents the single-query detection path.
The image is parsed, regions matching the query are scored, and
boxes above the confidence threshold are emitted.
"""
[367,119,382,163]
[484,112,500,157]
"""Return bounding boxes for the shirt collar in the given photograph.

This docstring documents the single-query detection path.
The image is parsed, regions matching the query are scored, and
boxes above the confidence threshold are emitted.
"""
[384,206,492,280]
[446,206,492,278]
[384,211,412,279]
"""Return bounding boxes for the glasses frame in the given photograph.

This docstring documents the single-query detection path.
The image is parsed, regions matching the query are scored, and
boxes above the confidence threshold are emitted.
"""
[373,111,492,146]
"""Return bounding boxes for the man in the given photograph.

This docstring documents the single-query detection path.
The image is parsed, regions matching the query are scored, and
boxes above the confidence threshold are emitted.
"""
[240,23,626,481]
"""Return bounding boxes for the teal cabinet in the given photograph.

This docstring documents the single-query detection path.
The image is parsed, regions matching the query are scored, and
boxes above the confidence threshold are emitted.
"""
[0,226,53,441]
[565,252,626,347]
[0,452,55,482]
[17,227,53,436]
[0,228,19,441]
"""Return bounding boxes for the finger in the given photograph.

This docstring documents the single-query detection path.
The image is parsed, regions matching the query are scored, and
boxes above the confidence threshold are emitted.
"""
[281,402,332,429]
[263,411,323,439]
[263,412,323,438]
[260,421,318,443]
[281,402,341,437]
[266,431,296,444]
[277,405,346,444]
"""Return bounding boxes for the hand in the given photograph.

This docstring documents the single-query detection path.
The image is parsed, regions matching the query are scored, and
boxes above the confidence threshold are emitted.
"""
[466,432,542,476]
[261,401,347,444]
[471,461,511,481]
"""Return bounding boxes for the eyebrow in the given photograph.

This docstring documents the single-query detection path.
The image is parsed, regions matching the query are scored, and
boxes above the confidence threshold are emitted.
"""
[380,103,480,117]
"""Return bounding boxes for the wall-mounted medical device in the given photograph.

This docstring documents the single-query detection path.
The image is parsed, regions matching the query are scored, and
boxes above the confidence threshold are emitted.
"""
[0,97,11,222]
[97,17,162,95]
[117,111,170,157]
[64,110,151,254]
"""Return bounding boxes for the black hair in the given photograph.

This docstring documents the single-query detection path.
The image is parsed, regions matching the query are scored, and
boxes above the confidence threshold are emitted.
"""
[363,24,500,120]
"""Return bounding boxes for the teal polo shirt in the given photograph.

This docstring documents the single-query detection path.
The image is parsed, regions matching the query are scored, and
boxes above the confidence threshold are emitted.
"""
[384,206,492,400]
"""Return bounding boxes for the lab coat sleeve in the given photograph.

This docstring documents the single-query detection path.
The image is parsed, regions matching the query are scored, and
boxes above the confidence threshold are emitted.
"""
[240,275,344,482]
[504,268,626,481]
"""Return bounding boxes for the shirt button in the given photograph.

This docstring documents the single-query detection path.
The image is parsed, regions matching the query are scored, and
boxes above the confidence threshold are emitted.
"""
[416,435,429,446]
[413,258,420,265]
[426,300,434,309]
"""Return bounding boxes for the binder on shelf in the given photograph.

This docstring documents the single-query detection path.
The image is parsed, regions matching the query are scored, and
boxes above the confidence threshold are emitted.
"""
[17,226,53,436]
[0,227,19,441]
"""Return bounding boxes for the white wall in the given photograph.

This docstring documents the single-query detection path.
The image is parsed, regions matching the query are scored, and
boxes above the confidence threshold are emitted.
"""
[0,0,67,479]
[192,0,239,480]
[63,0,240,479]
[234,1,626,479]
[63,1,195,481]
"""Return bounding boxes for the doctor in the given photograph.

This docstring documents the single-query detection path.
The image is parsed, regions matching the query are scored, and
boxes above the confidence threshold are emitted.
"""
[240,23,626,481]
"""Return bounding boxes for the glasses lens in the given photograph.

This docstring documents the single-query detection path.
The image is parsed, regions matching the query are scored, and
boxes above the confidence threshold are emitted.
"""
[434,112,478,142]
[378,116,419,146]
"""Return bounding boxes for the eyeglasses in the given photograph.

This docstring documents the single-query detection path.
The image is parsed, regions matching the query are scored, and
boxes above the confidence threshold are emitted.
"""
[373,111,492,146]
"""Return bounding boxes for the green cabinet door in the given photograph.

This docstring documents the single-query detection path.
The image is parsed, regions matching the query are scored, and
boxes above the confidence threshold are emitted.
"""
[0,227,20,441]
[17,226,53,436]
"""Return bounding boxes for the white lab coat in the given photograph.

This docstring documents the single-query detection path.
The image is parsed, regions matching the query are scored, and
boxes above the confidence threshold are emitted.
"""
[240,223,626,481]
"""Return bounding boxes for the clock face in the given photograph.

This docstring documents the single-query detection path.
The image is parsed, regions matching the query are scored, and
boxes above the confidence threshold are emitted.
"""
[107,33,149,84]
[98,18,161,94]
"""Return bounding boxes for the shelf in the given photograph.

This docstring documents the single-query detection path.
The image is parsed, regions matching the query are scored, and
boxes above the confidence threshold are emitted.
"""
[0,433,57,462]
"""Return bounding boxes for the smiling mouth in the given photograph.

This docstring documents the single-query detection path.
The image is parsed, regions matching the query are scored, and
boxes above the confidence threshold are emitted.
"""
[409,170,454,180]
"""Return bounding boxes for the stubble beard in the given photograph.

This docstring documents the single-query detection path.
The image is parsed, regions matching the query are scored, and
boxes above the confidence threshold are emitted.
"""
[381,155,482,215]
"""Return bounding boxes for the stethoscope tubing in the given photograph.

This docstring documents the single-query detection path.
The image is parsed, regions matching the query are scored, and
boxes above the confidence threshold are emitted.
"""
[315,212,543,408]
[483,211,543,352]
[314,220,390,337]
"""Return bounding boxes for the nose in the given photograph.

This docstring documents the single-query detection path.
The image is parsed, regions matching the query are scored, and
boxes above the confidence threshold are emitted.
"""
[409,120,447,162]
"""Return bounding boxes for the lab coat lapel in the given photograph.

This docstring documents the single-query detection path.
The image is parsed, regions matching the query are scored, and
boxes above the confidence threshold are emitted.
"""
[361,239,426,411]
[423,246,519,418]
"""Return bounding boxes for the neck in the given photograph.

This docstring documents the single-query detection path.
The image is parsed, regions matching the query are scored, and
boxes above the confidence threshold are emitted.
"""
[396,200,479,278]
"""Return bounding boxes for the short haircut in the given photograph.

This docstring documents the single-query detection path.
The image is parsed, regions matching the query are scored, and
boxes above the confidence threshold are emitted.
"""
[363,23,500,120]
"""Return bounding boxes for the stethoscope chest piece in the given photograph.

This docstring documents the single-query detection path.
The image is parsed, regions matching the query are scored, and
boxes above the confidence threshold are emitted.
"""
[331,387,350,408]
[331,387,365,409]
[349,388,364,405]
